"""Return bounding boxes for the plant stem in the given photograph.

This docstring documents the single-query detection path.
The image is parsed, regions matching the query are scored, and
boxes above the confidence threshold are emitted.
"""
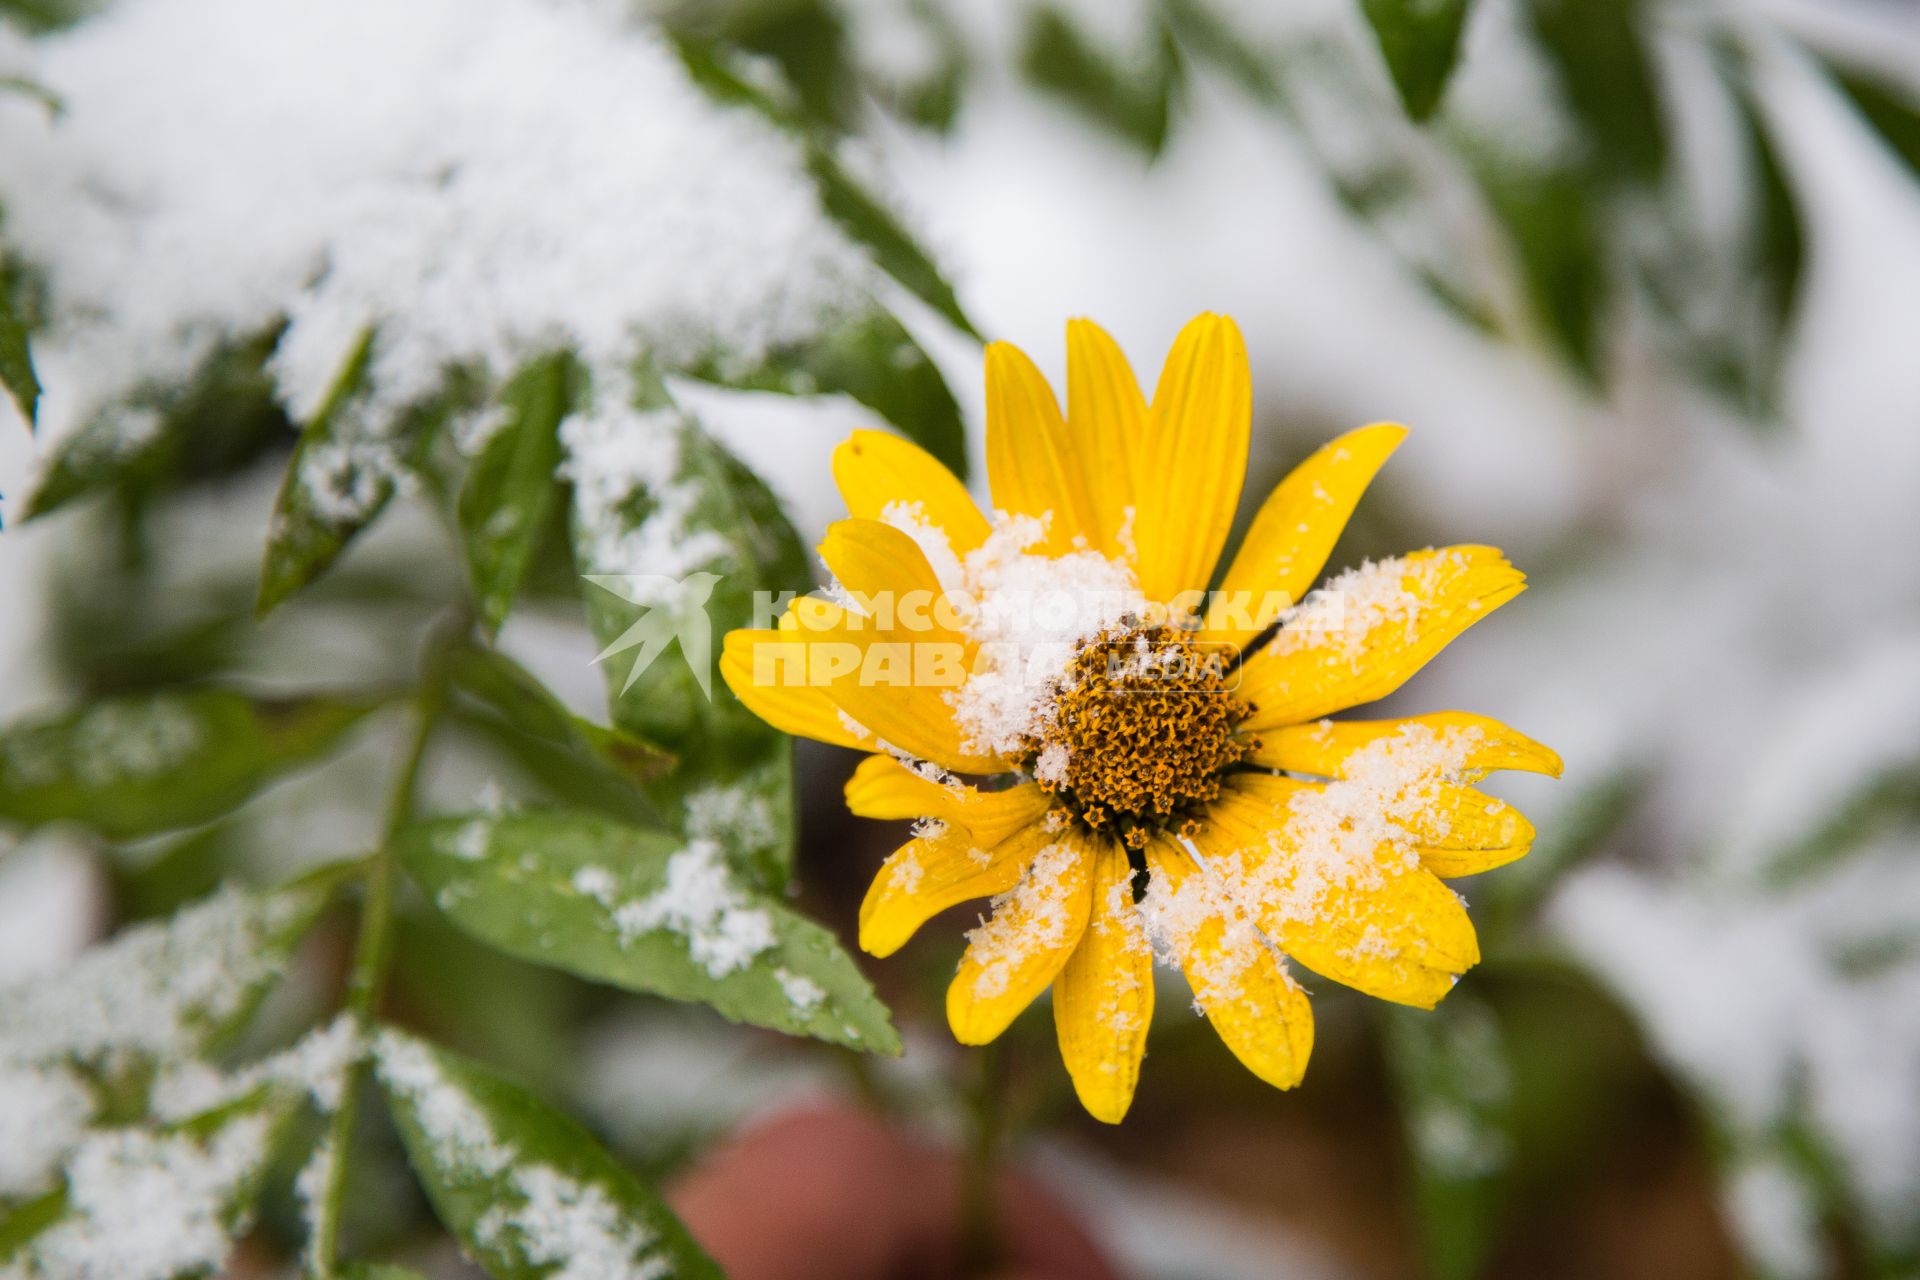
[958,1039,1009,1277]
[309,639,451,1277]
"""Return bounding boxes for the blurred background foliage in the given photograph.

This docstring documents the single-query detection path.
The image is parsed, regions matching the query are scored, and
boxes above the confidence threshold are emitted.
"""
[3,0,1919,1278]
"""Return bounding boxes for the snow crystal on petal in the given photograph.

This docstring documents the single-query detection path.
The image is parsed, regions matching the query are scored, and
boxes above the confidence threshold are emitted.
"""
[964,841,1081,999]
[946,515,1147,758]
[1267,553,1458,668]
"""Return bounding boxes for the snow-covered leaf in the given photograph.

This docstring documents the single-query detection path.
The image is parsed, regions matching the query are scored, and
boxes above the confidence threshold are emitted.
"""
[374,1028,723,1280]
[458,355,575,634]
[0,868,351,1081]
[0,0,882,476]
[257,331,470,617]
[567,383,806,886]
[568,390,807,749]
[0,689,378,840]
[642,743,793,896]
[0,275,37,429]
[26,328,287,520]
[1359,0,1475,122]
[672,35,982,350]
[0,1084,296,1280]
[1552,847,1920,1274]
[397,810,900,1054]
[1382,995,1516,1280]
[689,309,966,477]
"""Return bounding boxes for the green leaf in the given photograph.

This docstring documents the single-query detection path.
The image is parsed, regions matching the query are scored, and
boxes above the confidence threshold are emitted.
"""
[258,329,378,616]
[340,1266,430,1280]
[458,355,575,634]
[672,37,982,346]
[0,867,353,1069]
[1735,84,1805,347]
[27,328,288,520]
[258,335,477,617]
[447,642,669,826]
[573,398,809,755]
[571,392,808,887]
[1685,68,1805,422]
[0,1084,297,1278]
[1359,0,1475,122]
[1823,57,1920,184]
[396,810,900,1053]
[1763,763,1920,892]
[1162,0,1281,103]
[1019,5,1180,157]
[1381,994,1516,1280]
[1522,0,1668,187]
[449,642,674,784]
[0,689,379,840]
[1482,165,1610,384]
[0,0,85,32]
[806,148,982,348]
[691,309,967,479]
[0,275,38,430]
[0,1189,67,1265]
[374,1029,724,1280]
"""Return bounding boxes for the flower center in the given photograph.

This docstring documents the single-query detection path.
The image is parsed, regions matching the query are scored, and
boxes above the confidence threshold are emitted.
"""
[1024,624,1255,848]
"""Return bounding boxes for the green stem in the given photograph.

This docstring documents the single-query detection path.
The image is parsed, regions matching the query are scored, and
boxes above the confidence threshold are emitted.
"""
[309,639,451,1277]
[958,1039,1009,1277]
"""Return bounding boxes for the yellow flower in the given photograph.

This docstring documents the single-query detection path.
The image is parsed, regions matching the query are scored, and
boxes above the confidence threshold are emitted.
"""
[722,313,1559,1122]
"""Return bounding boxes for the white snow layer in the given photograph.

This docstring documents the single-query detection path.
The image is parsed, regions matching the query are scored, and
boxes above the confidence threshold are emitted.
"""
[374,1030,672,1280]
[0,0,870,440]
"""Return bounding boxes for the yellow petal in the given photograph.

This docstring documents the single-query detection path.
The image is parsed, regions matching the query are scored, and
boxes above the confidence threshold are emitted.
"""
[859,823,1050,958]
[844,754,1052,848]
[1142,836,1314,1090]
[1205,782,1480,1009]
[1065,318,1147,560]
[1406,787,1537,878]
[985,341,1099,556]
[1133,314,1251,606]
[1052,838,1155,1122]
[752,602,1003,774]
[947,833,1093,1044]
[1247,711,1563,780]
[1200,423,1408,650]
[1240,546,1526,729]
[833,429,991,564]
[720,629,874,751]
[818,518,967,645]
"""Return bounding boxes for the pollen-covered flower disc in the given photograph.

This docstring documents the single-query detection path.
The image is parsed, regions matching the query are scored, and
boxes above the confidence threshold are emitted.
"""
[722,313,1560,1123]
